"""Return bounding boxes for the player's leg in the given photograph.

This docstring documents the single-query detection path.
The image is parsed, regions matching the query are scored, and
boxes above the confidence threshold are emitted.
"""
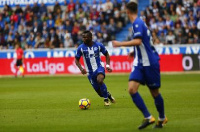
[107,91,116,103]
[96,76,115,103]
[145,63,167,128]
[96,73,110,106]
[87,75,103,97]
[15,65,18,77]
[15,60,19,77]
[19,60,24,77]
[129,66,155,129]
[149,88,167,128]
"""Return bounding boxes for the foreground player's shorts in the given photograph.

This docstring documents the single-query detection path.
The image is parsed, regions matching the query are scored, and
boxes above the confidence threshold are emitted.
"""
[129,63,160,89]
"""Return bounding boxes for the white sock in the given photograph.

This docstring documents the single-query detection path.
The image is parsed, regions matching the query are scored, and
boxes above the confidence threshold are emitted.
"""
[158,117,165,121]
[145,115,152,119]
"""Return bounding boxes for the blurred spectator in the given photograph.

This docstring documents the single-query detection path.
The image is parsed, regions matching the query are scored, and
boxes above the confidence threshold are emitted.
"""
[35,33,45,48]
[26,35,35,49]
[158,31,166,44]
[72,22,80,43]
[187,32,194,44]
[32,21,41,34]
[154,38,164,46]
[32,3,40,14]
[0,33,6,49]
[39,3,47,15]
[194,33,200,43]
[105,0,113,11]
[54,1,61,15]
[176,31,187,44]
[64,32,74,47]
[165,30,176,44]
[15,5,23,14]
[68,0,75,11]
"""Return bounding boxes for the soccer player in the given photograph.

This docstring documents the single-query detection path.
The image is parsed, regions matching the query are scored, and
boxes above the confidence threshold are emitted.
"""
[15,43,24,77]
[112,2,167,129]
[75,31,115,106]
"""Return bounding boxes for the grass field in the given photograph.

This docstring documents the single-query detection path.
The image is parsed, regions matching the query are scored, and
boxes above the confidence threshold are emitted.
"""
[0,74,200,132]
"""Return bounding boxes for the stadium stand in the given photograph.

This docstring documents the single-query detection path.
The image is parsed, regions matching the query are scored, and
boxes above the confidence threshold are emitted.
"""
[0,0,129,50]
[0,0,199,50]
[135,0,200,45]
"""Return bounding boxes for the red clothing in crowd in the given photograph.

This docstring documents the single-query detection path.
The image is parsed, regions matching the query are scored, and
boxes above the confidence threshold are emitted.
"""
[16,48,23,59]
[68,3,75,11]
[10,14,18,23]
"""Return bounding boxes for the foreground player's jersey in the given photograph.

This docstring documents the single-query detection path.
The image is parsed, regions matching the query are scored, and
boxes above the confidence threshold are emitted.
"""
[75,41,107,74]
[132,17,159,66]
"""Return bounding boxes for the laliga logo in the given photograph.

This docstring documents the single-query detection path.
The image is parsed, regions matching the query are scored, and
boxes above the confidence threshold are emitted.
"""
[26,60,64,74]
[10,60,17,73]
[67,61,83,74]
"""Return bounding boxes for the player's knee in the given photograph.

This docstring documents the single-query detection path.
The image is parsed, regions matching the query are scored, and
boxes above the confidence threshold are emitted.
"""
[150,89,160,97]
[128,87,138,94]
[97,78,104,85]
[128,81,139,94]
[97,74,104,85]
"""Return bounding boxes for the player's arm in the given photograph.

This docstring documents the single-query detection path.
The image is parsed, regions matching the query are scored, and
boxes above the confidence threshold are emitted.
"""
[104,51,112,73]
[113,21,143,47]
[75,57,87,75]
[75,46,86,74]
[100,43,112,72]
[112,38,142,47]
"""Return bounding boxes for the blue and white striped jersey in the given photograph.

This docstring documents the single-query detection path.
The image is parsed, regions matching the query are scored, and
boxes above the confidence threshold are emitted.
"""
[132,17,159,66]
[75,41,107,74]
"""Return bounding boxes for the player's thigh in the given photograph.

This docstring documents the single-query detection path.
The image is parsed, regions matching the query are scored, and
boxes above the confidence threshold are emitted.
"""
[97,74,104,83]
[87,75,99,91]
[129,66,145,85]
[128,66,144,94]
[144,63,161,89]
[16,59,22,66]
[94,67,105,83]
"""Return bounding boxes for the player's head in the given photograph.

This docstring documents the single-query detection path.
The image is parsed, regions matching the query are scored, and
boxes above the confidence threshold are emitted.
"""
[126,1,138,15]
[82,31,92,45]
[15,43,21,49]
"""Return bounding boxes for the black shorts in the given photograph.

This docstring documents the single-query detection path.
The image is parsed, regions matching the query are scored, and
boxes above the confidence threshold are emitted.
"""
[16,59,23,66]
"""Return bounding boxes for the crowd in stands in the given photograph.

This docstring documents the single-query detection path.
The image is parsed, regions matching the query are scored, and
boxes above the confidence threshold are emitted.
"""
[0,0,128,50]
[133,0,200,45]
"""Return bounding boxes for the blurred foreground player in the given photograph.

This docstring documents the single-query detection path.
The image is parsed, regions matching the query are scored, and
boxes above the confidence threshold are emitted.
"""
[112,1,167,129]
[15,43,24,77]
[75,31,115,106]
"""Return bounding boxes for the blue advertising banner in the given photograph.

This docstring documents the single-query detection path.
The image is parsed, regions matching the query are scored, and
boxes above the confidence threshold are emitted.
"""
[0,45,199,59]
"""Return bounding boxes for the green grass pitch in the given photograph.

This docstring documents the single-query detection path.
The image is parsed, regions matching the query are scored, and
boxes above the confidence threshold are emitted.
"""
[0,74,200,132]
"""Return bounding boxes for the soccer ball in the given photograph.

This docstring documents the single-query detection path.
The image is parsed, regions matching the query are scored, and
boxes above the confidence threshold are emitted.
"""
[79,98,91,110]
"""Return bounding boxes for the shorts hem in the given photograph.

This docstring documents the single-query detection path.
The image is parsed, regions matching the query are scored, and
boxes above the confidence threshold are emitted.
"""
[148,86,160,89]
[129,79,145,85]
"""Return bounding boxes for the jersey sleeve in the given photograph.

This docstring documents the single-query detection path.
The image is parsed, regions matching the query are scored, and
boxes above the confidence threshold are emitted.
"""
[133,20,143,39]
[75,46,82,59]
[99,43,108,55]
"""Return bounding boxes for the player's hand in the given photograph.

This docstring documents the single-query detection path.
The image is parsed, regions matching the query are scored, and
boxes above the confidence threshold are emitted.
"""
[80,69,87,75]
[128,51,134,60]
[112,40,121,47]
[106,67,112,73]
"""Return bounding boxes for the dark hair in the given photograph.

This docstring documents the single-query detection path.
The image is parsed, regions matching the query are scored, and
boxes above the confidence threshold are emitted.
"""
[82,30,92,37]
[126,2,138,14]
